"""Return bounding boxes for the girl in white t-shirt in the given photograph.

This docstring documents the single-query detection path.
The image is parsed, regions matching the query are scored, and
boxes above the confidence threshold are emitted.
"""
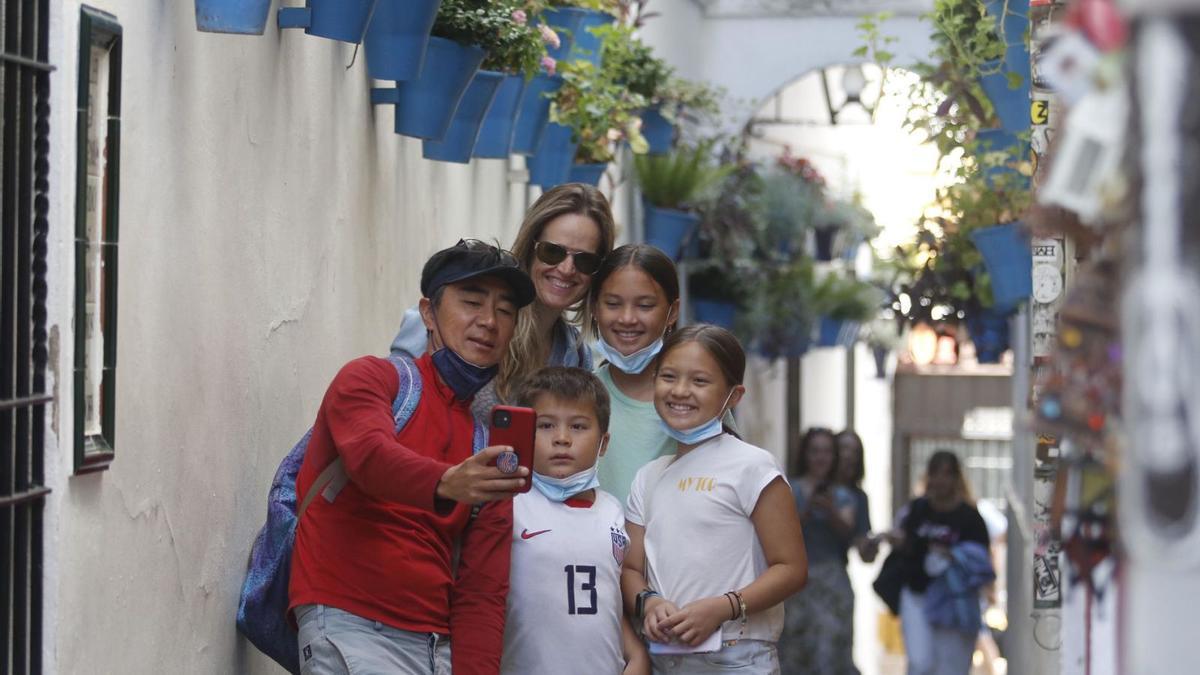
[621,325,809,674]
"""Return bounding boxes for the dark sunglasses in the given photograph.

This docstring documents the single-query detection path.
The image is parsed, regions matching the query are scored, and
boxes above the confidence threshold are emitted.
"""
[457,238,520,267]
[534,240,604,275]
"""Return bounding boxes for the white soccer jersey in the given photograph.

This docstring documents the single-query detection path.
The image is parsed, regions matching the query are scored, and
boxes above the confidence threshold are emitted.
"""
[501,488,628,675]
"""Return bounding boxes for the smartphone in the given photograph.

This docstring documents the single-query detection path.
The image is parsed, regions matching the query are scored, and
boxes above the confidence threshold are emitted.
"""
[488,405,535,493]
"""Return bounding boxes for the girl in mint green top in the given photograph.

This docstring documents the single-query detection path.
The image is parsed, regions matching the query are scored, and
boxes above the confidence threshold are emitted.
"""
[589,245,681,504]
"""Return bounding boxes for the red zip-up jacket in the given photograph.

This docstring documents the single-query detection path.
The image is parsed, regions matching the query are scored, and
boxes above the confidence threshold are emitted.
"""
[289,354,511,675]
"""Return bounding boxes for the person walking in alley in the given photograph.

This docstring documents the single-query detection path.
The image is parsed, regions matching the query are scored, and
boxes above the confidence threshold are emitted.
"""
[391,183,616,421]
[288,240,536,675]
[889,451,993,675]
[779,427,861,674]
[621,325,807,673]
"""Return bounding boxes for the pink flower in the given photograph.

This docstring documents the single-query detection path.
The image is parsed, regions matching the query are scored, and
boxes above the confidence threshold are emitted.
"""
[541,55,557,76]
[539,24,561,49]
[511,9,527,25]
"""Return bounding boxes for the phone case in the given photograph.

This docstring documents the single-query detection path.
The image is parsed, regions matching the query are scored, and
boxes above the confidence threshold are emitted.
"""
[489,405,535,493]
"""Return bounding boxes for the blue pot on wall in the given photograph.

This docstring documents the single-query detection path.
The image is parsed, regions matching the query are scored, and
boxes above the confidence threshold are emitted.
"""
[692,299,736,330]
[423,70,504,164]
[643,202,699,259]
[363,0,442,81]
[540,7,586,61]
[195,0,271,34]
[569,10,615,67]
[974,129,1029,187]
[967,306,1012,363]
[816,317,859,348]
[277,0,374,43]
[568,162,607,186]
[641,107,674,155]
[981,0,1031,134]
[376,37,485,141]
[511,74,562,156]
[473,75,527,159]
[528,123,578,189]
[971,221,1032,310]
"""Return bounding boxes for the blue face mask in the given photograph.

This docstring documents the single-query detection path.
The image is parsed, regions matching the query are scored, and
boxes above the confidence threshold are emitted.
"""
[428,308,498,400]
[658,389,735,446]
[532,441,605,502]
[431,348,497,400]
[595,331,664,374]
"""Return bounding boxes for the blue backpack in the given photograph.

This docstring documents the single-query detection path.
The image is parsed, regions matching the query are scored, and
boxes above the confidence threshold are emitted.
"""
[236,355,485,673]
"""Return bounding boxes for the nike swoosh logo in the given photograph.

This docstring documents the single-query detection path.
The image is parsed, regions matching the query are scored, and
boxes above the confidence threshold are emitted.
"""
[521,528,551,540]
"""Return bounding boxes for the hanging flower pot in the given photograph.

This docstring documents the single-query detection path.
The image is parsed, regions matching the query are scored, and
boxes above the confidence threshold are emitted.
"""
[422,70,504,164]
[815,317,859,348]
[813,225,838,262]
[641,107,674,155]
[692,299,736,330]
[642,200,700,260]
[971,221,1032,310]
[966,306,1012,364]
[363,0,442,81]
[872,345,889,379]
[381,37,485,141]
[567,162,607,187]
[511,74,562,156]
[568,10,615,67]
[540,6,586,62]
[979,60,1032,134]
[195,0,271,34]
[527,123,578,189]
[974,129,1029,188]
[277,0,374,43]
[473,75,527,159]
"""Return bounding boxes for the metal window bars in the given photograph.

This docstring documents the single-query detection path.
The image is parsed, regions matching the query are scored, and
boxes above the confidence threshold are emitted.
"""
[0,0,52,672]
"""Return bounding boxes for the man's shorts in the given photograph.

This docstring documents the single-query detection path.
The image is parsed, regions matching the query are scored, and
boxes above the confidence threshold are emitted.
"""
[295,604,451,675]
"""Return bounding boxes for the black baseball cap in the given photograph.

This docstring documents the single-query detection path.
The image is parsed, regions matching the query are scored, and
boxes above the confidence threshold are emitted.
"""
[421,239,536,308]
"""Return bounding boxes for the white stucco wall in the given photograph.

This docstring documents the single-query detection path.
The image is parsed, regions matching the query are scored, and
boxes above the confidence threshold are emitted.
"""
[41,2,545,673]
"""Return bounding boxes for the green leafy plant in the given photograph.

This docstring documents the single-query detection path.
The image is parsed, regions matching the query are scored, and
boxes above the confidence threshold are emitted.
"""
[688,259,756,305]
[759,170,823,256]
[742,259,817,360]
[550,59,648,164]
[596,24,674,104]
[811,272,882,322]
[433,0,547,78]
[634,143,732,210]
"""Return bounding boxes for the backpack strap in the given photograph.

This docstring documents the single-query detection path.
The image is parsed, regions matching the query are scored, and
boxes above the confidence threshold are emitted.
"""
[298,356,424,518]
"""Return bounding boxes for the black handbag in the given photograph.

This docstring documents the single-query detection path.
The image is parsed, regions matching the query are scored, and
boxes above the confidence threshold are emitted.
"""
[872,549,904,615]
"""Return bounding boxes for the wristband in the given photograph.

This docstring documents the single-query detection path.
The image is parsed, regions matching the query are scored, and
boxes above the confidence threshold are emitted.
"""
[635,588,660,620]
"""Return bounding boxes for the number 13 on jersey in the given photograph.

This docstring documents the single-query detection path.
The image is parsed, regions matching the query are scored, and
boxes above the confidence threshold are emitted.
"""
[564,565,597,615]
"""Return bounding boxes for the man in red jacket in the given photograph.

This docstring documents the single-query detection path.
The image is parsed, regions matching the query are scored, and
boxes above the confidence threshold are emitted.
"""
[289,240,536,675]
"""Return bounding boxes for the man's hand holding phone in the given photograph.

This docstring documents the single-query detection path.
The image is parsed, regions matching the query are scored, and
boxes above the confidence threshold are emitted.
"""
[436,445,528,503]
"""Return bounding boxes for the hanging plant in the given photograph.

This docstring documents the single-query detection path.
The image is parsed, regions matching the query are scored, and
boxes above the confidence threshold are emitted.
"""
[433,0,547,77]
[549,59,648,164]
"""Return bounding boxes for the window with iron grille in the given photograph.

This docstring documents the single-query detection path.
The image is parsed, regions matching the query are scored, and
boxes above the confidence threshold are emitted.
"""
[0,0,53,672]
[73,6,120,474]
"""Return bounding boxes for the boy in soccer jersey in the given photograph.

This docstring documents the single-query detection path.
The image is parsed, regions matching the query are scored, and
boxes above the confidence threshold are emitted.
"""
[503,367,650,675]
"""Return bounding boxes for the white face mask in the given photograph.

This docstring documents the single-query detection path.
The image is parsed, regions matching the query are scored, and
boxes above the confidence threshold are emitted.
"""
[658,389,736,445]
[594,330,665,374]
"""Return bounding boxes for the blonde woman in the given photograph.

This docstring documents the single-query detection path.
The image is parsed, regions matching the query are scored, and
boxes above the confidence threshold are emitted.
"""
[391,183,616,419]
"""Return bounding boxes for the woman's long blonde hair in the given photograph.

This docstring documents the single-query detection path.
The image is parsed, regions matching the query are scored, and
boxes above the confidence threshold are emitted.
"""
[497,184,616,400]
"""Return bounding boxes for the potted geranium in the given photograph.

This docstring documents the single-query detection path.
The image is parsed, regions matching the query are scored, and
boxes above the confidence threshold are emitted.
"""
[424,1,548,163]
[595,24,677,154]
[634,143,731,258]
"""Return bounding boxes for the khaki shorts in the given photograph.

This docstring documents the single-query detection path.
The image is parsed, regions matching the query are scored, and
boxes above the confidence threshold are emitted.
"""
[295,604,451,675]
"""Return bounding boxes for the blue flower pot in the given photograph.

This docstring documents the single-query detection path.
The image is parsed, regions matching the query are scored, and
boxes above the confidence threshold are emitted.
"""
[511,74,562,156]
[473,75,527,159]
[692,299,736,330]
[643,202,699,259]
[277,0,374,43]
[975,129,1029,188]
[385,37,485,141]
[967,307,1012,363]
[813,225,838,262]
[195,0,271,34]
[363,0,442,81]
[540,7,586,62]
[423,70,504,164]
[971,222,1032,310]
[641,107,674,155]
[568,162,607,186]
[528,123,578,189]
[979,58,1032,134]
[569,10,614,67]
[816,317,859,348]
